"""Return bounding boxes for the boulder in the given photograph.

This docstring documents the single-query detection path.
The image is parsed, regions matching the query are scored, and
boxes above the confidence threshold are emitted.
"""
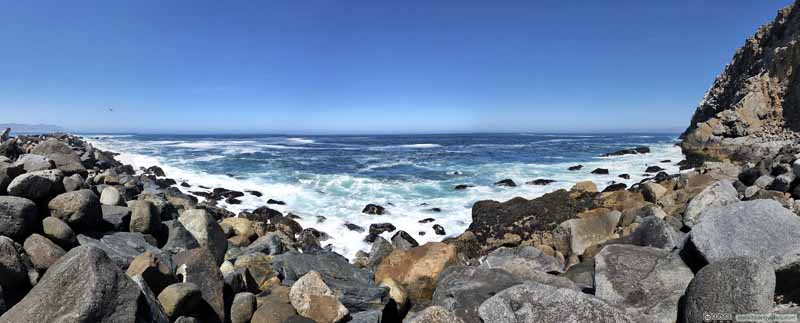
[178,209,227,265]
[572,181,598,193]
[479,246,564,275]
[0,245,160,322]
[77,232,161,269]
[468,189,596,252]
[367,236,394,271]
[602,147,649,157]
[374,242,457,303]
[754,175,775,188]
[271,250,388,312]
[641,182,667,203]
[432,266,520,323]
[101,205,131,231]
[494,179,517,187]
[687,200,800,269]
[129,274,170,323]
[62,173,84,192]
[127,251,175,295]
[568,165,583,171]
[231,292,257,323]
[390,230,419,250]
[591,168,609,175]
[251,290,296,323]
[42,216,76,248]
[477,282,638,323]
[22,233,66,271]
[682,180,738,227]
[0,196,37,241]
[433,224,446,235]
[594,245,693,323]
[772,172,796,192]
[99,186,125,206]
[48,189,102,231]
[162,220,200,255]
[406,306,465,323]
[289,271,349,323]
[7,169,64,201]
[233,253,279,289]
[0,236,28,290]
[173,247,225,323]
[130,200,161,234]
[348,310,383,323]
[157,282,203,319]
[11,154,54,172]
[626,216,680,250]
[30,138,85,175]
[682,257,775,323]
[601,183,627,193]
[558,210,621,256]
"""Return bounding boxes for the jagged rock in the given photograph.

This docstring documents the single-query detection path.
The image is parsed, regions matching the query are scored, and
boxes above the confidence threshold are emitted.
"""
[0,245,160,322]
[11,154,54,172]
[478,281,638,323]
[289,271,349,323]
[77,232,161,269]
[7,169,64,201]
[682,257,775,323]
[130,274,170,323]
[0,236,28,290]
[127,251,175,295]
[362,204,386,215]
[158,282,203,319]
[479,246,564,275]
[178,209,227,265]
[468,190,595,253]
[130,200,161,234]
[432,266,520,323]
[48,189,102,231]
[231,292,257,323]
[374,242,456,303]
[682,180,738,227]
[594,244,693,323]
[641,182,667,203]
[391,230,419,250]
[173,247,225,323]
[23,233,65,271]
[406,306,464,323]
[687,200,800,268]
[0,196,36,241]
[30,138,86,176]
[557,210,621,256]
[271,250,388,312]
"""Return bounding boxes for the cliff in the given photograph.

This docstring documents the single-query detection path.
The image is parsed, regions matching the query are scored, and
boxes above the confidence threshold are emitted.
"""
[681,0,800,165]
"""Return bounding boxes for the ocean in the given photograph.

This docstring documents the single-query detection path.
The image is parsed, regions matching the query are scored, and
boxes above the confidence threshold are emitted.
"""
[85,133,685,258]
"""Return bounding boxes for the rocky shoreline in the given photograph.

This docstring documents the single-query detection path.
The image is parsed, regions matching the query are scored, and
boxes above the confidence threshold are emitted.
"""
[4,2,800,323]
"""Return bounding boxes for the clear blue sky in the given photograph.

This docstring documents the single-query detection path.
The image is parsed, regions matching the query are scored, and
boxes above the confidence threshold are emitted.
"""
[0,0,792,134]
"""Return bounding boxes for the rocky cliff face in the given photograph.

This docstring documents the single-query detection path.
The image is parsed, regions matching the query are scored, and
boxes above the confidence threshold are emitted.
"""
[681,0,800,165]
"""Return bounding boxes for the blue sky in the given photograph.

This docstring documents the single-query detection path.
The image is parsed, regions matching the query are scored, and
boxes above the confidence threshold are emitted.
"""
[0,0,792,134]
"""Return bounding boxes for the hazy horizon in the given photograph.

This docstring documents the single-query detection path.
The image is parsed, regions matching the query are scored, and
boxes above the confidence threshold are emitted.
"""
[2,0,792,133]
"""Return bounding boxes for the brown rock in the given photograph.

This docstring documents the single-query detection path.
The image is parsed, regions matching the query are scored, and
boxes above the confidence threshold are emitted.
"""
[374,242,457,302]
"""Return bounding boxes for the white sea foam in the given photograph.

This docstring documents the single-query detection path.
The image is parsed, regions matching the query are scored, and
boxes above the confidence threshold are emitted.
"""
[86,136,686,260]
[396,143,442,148]
[286,137,315,145]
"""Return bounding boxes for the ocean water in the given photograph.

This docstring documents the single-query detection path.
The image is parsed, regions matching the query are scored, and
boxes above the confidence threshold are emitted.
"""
[85,133,685,258]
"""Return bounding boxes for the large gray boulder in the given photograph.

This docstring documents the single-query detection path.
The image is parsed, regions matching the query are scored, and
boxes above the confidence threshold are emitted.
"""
[130,200,161,234]
[682,257,774,323]
[683,180,738,227]
[0,236,28,290]
[48,189,102,231]
[77,232,161,269]
[11,154,54,172]
[626,216,681,250]
[162,220,200,256]
[366,236,393,271]
[687,200,800,269]
[406,306,465,323]
[7,169,64,201]
[478,282,638,323]
[22,233,66,271]
[178,209,227,265]
[271,250,389,312]
[558,210,621,256]
[0,196,37,241]
[432,266,520,323]
[99,186,125,206]
[480,246,564,275]
[594,244,693,323]
[101,205,132,231]
[173,247,225,323]
[0,245,163,322]
[30,138,86,176]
